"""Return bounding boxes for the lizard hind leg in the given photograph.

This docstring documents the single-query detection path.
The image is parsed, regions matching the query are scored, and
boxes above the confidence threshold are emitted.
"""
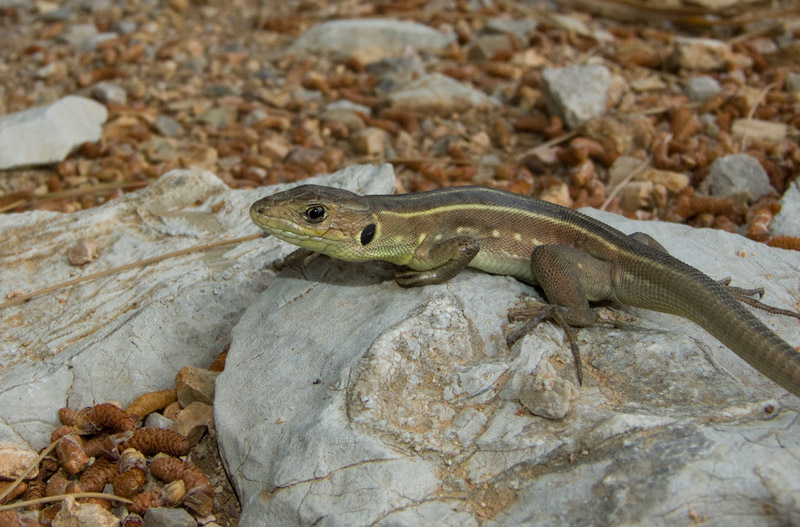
[505,245,617,385]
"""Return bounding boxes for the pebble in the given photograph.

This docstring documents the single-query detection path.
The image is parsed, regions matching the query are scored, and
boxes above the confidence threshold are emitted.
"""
[0,442,38,479]
[685,76,721,101]
[367,55,427,94]
[39,6,73,21]
[320,108,365,134]
[241,108,268,127]
[153,115,182,137]
[52,497,119,527]
[786,73,800,93]
[90,81,127,105]
[144,507,196,527]
[59,23,99,50]
[732,118,788,145]
[466,34,514,61]
[619,180,654,212]
[541,65,611,129]
[0,95,107,170]
[171,401,213,446]
[707,153,773,202]
[144,412,174,430]
[197,106,238,128]
[484,17,539,41]
[175,366,218,407]
[669,36,733,71]
[518,362,576,420]
[35,61,68,80]
[389,73,498,114]
[289,18,455,63]
[352,127,386,157]
[609,156,689,194]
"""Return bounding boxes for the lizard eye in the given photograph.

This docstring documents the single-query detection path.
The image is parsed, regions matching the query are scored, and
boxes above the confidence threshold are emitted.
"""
[303,205,326,223]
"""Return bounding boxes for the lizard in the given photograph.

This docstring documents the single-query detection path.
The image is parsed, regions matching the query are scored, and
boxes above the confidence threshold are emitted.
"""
[249,183,800,397]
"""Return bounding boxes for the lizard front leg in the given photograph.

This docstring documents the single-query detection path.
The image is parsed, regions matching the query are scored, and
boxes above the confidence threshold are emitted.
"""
[395,236,480,287]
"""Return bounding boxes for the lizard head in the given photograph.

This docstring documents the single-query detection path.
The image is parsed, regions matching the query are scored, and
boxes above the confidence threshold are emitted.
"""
[249,185,378,261]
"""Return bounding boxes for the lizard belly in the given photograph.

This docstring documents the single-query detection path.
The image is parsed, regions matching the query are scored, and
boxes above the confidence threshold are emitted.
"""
[469,249,535,284]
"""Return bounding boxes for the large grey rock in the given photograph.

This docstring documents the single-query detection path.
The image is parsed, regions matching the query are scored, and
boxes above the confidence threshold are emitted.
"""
[290,18,455,64]
[0,164,395,448]
[2,163,799,526]
[0,95,108,169]
[542,65,611,129]
[216,175,800,526]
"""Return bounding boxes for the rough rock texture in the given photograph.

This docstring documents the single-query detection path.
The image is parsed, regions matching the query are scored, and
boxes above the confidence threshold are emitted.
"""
[0,164,394,448]
[215,168,800,526]
[0,95,107,169]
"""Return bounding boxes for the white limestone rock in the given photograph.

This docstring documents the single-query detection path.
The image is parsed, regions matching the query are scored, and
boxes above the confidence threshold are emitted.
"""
[0,95,108,169]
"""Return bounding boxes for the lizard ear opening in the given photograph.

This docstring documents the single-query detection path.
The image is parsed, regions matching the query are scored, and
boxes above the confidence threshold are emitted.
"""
[360,224,376,245]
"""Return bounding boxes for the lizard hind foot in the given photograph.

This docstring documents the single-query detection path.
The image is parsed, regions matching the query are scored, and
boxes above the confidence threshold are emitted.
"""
[506,303,584,386]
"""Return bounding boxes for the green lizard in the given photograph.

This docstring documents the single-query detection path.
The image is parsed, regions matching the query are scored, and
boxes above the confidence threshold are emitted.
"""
[250,184,800,396]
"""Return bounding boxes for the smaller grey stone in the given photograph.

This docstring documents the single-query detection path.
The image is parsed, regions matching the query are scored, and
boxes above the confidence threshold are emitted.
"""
[485,17,539,40]
[112,20,136,35]
[153,115,182,137]
[324,100,372,115]
[60,23,99,51]
[366,55,426,94]
[40,7,74,22]
[541,65,611,129]
[466,34,513,61]
[685,76,721,102]
[319,108,365,133]
[699,114,719,137]
[144,413,174,430]
[389,73,498,114]
[241,108,268,127]
[85,0,112,12]
[90,82,126,105]
[785,73,800,94]
[87,32,119,50]
[197,106,238,128]
[708,153,773,202]
[290,18,455,64]
[144,507,196,527]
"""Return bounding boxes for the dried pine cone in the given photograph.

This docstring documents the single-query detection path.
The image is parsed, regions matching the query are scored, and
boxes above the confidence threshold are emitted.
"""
[127,480,186,515]
[55,435,89,475]
[149,454,213,515]
[85,403,136,433]
[78,457,118,493]
[119,428,190,456]
[113,449,147,498]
